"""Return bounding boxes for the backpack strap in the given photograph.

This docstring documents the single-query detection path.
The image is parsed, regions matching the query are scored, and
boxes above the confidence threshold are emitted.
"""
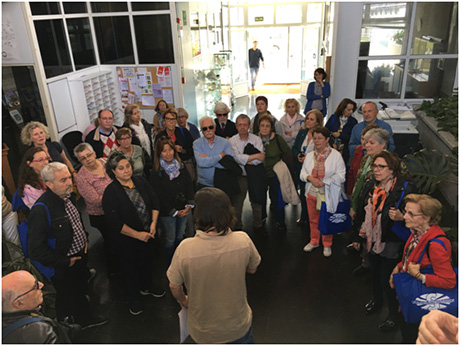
[416,237,448,264]
[2,317,43,339]
[179,127,187,144]
[395,181,409,209]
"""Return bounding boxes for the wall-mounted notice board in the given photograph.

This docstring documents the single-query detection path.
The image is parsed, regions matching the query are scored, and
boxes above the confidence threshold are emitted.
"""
[116,66,174,109]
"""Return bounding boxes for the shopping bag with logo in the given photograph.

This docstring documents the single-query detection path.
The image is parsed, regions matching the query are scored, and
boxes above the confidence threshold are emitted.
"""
[318,193,352,235]
[393,238,458,324]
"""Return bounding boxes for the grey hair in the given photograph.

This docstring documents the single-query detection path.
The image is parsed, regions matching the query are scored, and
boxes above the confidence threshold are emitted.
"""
[41,162,68,182]
[363,101,378,111]
[235,114,250,124]
[199,116,216,128]
[177,107,189,119]
[364,128,390,146]
[105,151,134,180]
[73,143,95,158]
[213,101,231,114]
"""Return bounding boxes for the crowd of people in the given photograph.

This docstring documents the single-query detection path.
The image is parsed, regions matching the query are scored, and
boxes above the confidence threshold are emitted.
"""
[2,84,457,344]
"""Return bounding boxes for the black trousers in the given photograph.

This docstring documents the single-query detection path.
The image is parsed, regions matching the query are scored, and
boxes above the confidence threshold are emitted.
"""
[89,214,119,274]
[51,251,91,324]
[368,252,400,319]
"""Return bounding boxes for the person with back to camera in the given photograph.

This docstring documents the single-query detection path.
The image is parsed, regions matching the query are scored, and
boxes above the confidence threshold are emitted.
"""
[292,109,324,226]
[248,40,265,91]
[250,96,276,135]
[275,98,305,149]
[304,68,331,117]
[325,98,358,164]
[150,137,194,264]
[153,99,168,137]
[352,151,417,333]
[214,101,238,139]
[389,194,456,343]
[102,151,165,316]
[349,101,395,158]
[122,104,154,161]
[300,126,346,257]
[177,107,201,141]
[21,121,76,178]
[167,187,261,344]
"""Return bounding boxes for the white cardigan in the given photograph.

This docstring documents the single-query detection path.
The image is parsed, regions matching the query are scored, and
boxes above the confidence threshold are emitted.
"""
[299,149,346,212]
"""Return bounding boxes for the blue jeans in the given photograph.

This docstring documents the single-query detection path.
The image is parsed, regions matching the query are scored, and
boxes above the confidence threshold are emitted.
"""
[250,67,259,88]
[159,215,187,263]
[229,327,254,344]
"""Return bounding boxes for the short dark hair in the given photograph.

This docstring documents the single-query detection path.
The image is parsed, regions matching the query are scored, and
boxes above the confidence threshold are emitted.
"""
[115,127,132,141]
[154,137,181,171]
[372,151,400,175]
[334,98,357,116]
[255,96,268,106]
[314,67,327,80]
[105,151,133,180]
[155,100,168,112]
[311,126,330,139]
[258,114,275,131]
[194,187,236,234]
[98,109,113,118]
[235,114,250,124]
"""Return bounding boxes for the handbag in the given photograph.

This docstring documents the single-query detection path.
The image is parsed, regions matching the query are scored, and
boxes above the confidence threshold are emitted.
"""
[390,182,411,242]
[318,192,352,235]
[393,238,458,324]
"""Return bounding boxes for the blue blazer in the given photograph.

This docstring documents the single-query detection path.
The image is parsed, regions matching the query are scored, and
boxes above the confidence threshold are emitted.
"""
[304,81,331,116]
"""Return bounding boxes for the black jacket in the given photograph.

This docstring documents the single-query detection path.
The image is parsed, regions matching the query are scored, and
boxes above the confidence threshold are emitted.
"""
[85,126,120,158]
[149,166,195,217]
[353,175,417,244]
[102,175,160,245]
[243,143,267,205]
[155,127,194,161]
[215,119,238,138]
[214,155,242,198]
[28,190,85,271]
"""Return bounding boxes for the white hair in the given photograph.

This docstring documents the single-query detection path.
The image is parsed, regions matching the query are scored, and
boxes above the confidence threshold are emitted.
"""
[199,116,216,128]
[41,162,68,182]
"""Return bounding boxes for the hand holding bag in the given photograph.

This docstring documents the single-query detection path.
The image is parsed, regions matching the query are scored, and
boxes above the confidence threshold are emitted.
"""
[393,238,458,324]
[318,191,352,235]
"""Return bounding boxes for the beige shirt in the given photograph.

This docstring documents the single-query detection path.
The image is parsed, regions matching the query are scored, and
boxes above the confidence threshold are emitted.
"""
[167,229,261,344]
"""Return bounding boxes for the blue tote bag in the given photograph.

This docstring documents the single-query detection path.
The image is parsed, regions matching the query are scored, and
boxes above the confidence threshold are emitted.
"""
[318,192,352,235]
[393,238,458,324]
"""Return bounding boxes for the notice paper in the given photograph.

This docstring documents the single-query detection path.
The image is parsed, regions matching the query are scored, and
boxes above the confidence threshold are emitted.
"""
[178,308,189,343]
[141,95,156,106]
[163,89,173,104]
[153,84,163,98]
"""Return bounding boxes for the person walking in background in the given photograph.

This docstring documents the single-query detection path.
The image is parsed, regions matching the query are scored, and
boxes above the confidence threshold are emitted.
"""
[304,68,331,117]
[248,40,265,91]
[167,187,261,344]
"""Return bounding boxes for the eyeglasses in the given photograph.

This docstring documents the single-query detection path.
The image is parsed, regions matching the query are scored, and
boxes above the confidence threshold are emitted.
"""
[165,117,176,121]
[118,136,132,142]
[403,210,425,218]
[201,125,215,132]
[78,152,95,161]
[13,276,40,301]
[216,113,228,117]
[32,157,51,163]
[371,164,388,170]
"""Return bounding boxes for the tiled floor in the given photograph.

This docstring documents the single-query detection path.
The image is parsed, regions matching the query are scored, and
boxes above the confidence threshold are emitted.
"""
[75,91,402,344]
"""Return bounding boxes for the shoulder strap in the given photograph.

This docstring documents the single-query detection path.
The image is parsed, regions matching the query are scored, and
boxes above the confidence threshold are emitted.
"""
[395,181,409,209]
[3,317,43,339]
[179,127,187,144]
[416,237,448,264]
[32,202,51,227]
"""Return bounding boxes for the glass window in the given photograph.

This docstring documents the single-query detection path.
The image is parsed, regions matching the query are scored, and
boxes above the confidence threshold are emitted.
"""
[276,4,302,24]
[355,59,404,99]
[93,16,134,64]
[34,20,72,78]
[229,7,244,26]
[133,15,174,64]
[131,3,170,11]
[30,2,61,15]
[66,18,96,70]
[306,3,322,23]
[63,2,87,14]
[248,6,274,25]
[406,58,457,98]
[411,3,457,55]
[90,2,128,13]
[361,3,411,56]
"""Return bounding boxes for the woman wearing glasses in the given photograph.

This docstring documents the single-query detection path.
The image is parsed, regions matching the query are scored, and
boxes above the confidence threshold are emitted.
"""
[74,143,117,275]
[115,128,150,177]
[352,151,417,333]
[17,147,49,209]
[20,121,76,178]
[213,102,237,139]
[389,194,456,343]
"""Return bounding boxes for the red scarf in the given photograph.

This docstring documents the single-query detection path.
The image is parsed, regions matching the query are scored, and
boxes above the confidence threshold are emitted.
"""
[370,177,397,227]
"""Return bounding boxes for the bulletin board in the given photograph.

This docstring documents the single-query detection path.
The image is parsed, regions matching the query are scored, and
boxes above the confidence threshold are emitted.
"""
[116,66,174,109]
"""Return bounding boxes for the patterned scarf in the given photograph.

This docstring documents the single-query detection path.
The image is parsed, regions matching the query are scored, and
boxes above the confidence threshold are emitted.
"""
[123,184,150,231]
[160,158,181,180]
[311,145,332,180]
[371,177,397,227]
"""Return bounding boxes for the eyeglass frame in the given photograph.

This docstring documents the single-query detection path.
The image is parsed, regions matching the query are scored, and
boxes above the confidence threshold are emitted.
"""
[164,117,177,121]
[402,210,425,218]
[201,125,215,132]
[216,113,228,117]
[78,151,96,161]
[31,157,51,163]
[13,275,40,301]
[371,164,388,170]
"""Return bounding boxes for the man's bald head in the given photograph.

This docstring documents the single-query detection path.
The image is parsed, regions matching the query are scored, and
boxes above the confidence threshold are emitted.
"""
[2,270,44,313]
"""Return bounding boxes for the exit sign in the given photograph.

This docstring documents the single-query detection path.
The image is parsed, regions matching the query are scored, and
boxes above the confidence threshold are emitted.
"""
[255,17,264,22]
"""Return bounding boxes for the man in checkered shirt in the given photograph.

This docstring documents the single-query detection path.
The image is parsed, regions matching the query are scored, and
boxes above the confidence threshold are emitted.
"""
[28,162,107,329]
